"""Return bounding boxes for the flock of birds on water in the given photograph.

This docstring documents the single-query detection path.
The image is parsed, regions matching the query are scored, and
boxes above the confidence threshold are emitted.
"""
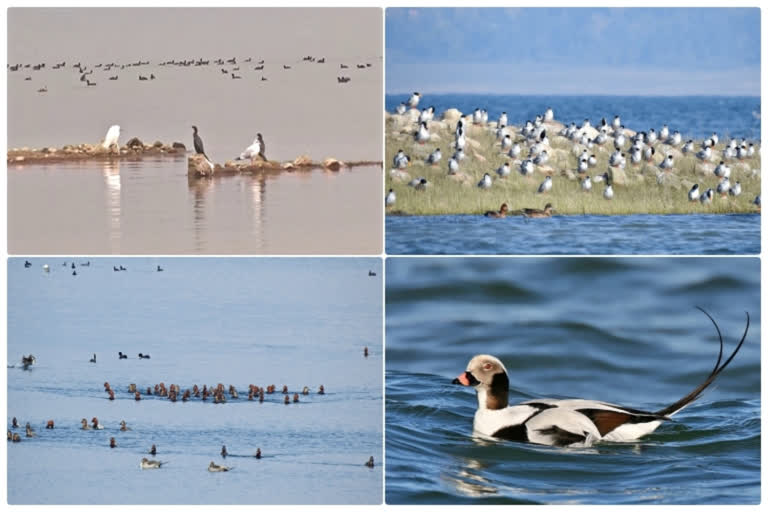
[10,324,375,472]
[8,54,376,93]
[385,92,761,216]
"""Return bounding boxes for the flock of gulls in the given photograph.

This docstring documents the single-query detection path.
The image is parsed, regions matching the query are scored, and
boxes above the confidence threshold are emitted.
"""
[386,92,760,215]
[9,54,376,92]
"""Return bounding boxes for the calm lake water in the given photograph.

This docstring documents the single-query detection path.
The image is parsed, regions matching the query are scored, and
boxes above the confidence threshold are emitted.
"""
[385,94,761,141]
[386,214,760,255]
[386,258,760,505]
[7,258,383,505]
[8,9,383,254]
[9,160,381,255]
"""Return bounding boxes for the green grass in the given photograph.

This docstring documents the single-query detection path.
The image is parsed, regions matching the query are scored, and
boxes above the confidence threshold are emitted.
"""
[385,114,761,216]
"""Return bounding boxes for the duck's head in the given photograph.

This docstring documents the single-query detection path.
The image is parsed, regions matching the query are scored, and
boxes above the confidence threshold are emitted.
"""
[453,354,509,410]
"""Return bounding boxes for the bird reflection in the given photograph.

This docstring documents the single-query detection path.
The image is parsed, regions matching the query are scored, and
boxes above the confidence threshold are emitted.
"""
[101,160,121,252]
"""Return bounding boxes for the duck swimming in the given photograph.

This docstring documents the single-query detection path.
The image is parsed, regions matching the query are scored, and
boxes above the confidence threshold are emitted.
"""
[140,457,167,469]
[452,309,748,447]
[365,456,375,468]
[522,203,554,218]
[91,417,104,430]
[484,203,508,219]
[208,461,232,472]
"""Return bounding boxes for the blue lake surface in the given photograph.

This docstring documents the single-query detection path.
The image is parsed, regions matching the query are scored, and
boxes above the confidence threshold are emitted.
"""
[385,257,760,505]
[7,258,383,505]
[385,94,761,141]
[386,213,760,255]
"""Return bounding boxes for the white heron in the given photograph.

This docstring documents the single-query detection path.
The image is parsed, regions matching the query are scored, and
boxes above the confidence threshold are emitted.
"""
[102,125,121,150]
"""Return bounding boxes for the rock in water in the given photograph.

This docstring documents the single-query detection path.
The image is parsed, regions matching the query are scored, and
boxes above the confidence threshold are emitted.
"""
[188,154,214,177]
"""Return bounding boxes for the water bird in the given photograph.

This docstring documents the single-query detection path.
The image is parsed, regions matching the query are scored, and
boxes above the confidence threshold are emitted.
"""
[283,65,291,70]
[37,86,47,93]
[24,260,31,268]
[46,420,54,429]
[520,160,534,177]
[537,176,552,194]
[255,448,262,459]
[522,203,554,218]
[501,134,512,152]
[318,385,325,395]
[139,353,151,359]
[92,417,105,430]
[448,157,459,174]
[407,92,420,108]
[477,173,492,189]
[118,352,128,359]
[21,355,36,370]
[231,73,242,79]
[700,188,714,205]
[385,189,396,206]
[426,148,441,165]
[141,458,167,469]
[688,184,700,202]
[729,181,741,197]
[753,195,760,210]
[659,154,674,170]
[495,162,511,178]
[484,203,508,219]
[80,419,90,430]
[149,444,157,455]
[119,420,131,431]
[366,456,375,468]
[393,150,409,169]
[157,265,163,272]
[603,174,614,200]
[221,445,228,458]
[72,270,77,276]
[716,177,731,196]
[414,122,430,144]
[237,134,267,161]
[452,309,748,446]
[208,461,232,472]
[110,437,117,448]
[408,178,428,191]
[109,75,118,80]
[581,175,592,192]
[86,80,96,86]
[102,125,121,150]
[25,423,36,437]
[12,418,18,429]
[696,146,712,161]
[89,353,96,363]
[395,103,406,115]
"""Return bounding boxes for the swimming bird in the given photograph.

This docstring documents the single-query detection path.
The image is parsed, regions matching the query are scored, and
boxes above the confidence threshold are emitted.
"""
[140,458,167,469]
[407,92,420,109]
[537,176,552,194]
[24,260,31,268]
[208,461,232,472]
[149,444,157,455]
[21,355,36,370]
[221,445,228,458]
[102,125,121,150]
[110,437,117,448]
[365,456,375,468]
[37,86,47,93]
[89,353,96,363]
[157,265,163,272]
[522,203,554,218]
[237,134,267,161]
[452,309,748,447]
[426,148,442,165]
[12,418,18,429]
[581,175,592,192]
[25,423,36,437]
[119,420,131,431]
[92,417,105,430]
[255,448,262,459]
[385,189,396,206]
[477,173,492,189]
[688,184,700,202]
[118,352,127,359]
[484,203,508,218]
[80,419,90,430]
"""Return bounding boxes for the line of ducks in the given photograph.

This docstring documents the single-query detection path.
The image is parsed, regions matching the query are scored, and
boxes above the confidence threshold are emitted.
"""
[9,416,375,470]
[24,261,165,274]
[103,381,326,404]
[389,93,759,211]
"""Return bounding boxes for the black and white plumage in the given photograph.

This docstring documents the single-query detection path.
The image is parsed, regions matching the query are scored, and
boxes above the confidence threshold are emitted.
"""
[236,133,267,161]
[426,148,442,165]
[452,309,749,447]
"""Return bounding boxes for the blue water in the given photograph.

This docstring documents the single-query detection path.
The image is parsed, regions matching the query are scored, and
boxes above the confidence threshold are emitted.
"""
[386,214,760,255]
[386,258,760,504]
[385,94,761,141]
[7,258,382,505]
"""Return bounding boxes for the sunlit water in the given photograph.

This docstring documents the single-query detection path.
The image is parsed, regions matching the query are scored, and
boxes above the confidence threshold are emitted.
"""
[9,161,382,254]
[386,214,760,255]
[385,258,760,504]
[7,258,383,504]
[385,94,760,140]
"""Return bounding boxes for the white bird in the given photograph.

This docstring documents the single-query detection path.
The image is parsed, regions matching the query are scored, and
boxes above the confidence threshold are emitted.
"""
[688,184,700,202]
[667,131,681,146]
[140,458,168,469]
[729,181,741,197]
[746,144,755,157]
[737,145,748,159]
[711,133,719,145]
[426,148,442,165]
[393,150,410,169]
[716,177,731,196]
[611,115,621,131]
[477,173,492,189]
[700,188,714,205]
[544,107,554,122]
[659,154,674,170]
[407,92,420,109]
[508,143,521,159]
[498,112,508,128]
[414,122,430,144]
[408,177,428,191]
[609,150,623,167]
[520,159,534,177]
[537,175,552,193]
[647,129,658,144]
[630,149,642,165]
[236,134,266,161]
[395,103,407,115]
[659,125,669,141]
[682,140,694,154]
[533,150,549,166]
[418,106,435,124]
[577,159,589,173]
[455,130,466,150]
[643,146,655,162]
[385,188,396,206]
[603,182,614,200]
[581,175,592,192]
[472,108,483,125]
[501,134,512,152]
[495,162,511,178]
[588,154,597,167]
[453,149,465,162]
[714,161,730,178]
[448,157,459,174]
[696,146,712,161]
[102,125,121,150]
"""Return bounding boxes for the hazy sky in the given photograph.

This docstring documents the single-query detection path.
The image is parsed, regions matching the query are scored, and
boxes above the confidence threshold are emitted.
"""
[386,8,760,96]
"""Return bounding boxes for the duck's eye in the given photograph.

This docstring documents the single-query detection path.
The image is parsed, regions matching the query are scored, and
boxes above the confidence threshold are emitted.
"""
[483,362,494,371]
